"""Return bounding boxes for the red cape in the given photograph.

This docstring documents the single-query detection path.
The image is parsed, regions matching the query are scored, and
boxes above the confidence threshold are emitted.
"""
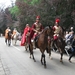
[20,27,31,46]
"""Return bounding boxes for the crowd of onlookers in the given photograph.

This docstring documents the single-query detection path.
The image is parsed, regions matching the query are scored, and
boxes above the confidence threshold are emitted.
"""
[65,27,74,45]
[64,27,75,62]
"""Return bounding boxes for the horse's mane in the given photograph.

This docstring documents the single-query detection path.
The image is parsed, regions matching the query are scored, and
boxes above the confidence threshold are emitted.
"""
[59,26,66,38]
[60,26,66,32]
[41,26,49,33]
[42,26,52,32]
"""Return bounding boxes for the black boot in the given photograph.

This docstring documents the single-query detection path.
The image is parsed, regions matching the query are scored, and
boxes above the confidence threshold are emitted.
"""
[52,40,57,51]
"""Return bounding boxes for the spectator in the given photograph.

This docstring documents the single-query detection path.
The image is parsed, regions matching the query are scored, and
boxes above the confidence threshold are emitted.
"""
[66,31,74,45]
[68,35,75,62]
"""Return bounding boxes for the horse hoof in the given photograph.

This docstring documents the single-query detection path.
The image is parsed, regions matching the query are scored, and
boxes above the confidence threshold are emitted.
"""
[68,60,72,63]
[50,57,53,60]
[26,49,27,51]
[34,60,36,62]
[44,65,46,68]
[30,56,31,58]
[60,60,63,63]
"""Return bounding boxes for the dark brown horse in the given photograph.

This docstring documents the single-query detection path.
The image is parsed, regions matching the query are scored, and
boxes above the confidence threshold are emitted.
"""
[52,36,66,62]
[29,26,53,68]
[52,26,66,62]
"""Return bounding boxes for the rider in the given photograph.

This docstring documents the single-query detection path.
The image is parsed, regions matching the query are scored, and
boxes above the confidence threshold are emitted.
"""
[52,18,61,50]
[53,18,61,40]
[21,24,31,46]
[29,15,43,48]
[5,27,11,43]
[12,28,18,37]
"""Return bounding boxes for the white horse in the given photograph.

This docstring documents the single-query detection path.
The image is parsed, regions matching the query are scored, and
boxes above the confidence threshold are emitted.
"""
[12,32,20,45]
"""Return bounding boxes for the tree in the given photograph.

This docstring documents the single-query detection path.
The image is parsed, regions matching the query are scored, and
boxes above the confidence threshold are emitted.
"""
[11,0,75,32]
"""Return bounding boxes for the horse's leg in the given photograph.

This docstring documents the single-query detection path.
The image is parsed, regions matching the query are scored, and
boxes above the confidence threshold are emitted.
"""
[25,43,27,51]
[15,38,16,45]
[29,44,36,62]
[41,54,43,65]
[59,48,63,63]
[5,39,7,45]
[14,38,17,45]
[48,43,52,59]
[41,53,46,68]
[49,49,52,60]
[25,36,29,51]
[8,39,11,46]
[60,52,63,63]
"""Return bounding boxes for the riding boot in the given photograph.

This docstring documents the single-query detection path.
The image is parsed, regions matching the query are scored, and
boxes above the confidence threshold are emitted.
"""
[52,40,57,51]
[33,40,36,49]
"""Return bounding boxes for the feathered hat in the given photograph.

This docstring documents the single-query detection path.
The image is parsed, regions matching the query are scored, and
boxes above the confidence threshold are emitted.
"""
[36,15,40,20]
[55,18,60,23]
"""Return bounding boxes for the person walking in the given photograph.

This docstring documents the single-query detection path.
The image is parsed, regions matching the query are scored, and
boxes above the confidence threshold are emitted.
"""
[21,24,31,46]
[68,35,75,63]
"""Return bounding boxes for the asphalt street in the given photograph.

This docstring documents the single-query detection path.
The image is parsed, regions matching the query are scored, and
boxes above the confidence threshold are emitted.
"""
[0,37,75,75]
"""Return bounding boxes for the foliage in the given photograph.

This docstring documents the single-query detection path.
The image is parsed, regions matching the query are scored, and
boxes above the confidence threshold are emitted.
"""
[24,0,40,5]
[9,6,20,15]
[9,0,75,32]
[9,6,20,20]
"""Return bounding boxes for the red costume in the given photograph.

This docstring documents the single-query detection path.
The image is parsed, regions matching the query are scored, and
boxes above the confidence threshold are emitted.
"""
[29,16,43,43]
[21,26,31,46]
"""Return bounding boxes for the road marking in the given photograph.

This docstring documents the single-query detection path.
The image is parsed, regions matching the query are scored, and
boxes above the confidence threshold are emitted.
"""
[13,46,21,51]
[11,44,21,51]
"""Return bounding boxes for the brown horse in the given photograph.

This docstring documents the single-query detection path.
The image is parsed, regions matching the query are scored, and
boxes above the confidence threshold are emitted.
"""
[29,26,53,68]
[5,31,12,46]
[52,26,66,62]
[59,26,66,39]
[52,36,66,62]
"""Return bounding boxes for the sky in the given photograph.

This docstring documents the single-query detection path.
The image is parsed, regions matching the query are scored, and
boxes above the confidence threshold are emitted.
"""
[0,0,16,9]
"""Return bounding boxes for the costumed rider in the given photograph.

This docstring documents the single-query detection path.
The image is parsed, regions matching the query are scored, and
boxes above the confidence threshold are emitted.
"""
[12,28,18,37]
[52,18,61,50]
[29,16,43,49]
[5,27,11,43]
[21,24,31,46]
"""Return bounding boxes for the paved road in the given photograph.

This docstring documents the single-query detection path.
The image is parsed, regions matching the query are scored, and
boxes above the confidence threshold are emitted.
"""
[0,37,75,75]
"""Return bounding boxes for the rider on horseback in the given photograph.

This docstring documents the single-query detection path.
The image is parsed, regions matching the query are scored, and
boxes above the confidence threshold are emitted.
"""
[52,18,61,50]
[5,27,11,44]
[29,16,43,48]
[12,28,18,37]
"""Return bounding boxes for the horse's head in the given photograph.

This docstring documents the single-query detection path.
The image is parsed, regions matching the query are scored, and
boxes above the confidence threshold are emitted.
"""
[8,31,12,39]
[44,26,53,38]
[59,26,66,39]
[8,31,12,36]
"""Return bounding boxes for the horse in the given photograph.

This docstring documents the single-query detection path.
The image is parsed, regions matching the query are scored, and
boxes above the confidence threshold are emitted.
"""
[25,32,30,51]
[51,26,66,62]
[5,31,12,46]
[52,36,66,62]
[29,26,53,68]
[12,32,20,45]
[59,26,66,39]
